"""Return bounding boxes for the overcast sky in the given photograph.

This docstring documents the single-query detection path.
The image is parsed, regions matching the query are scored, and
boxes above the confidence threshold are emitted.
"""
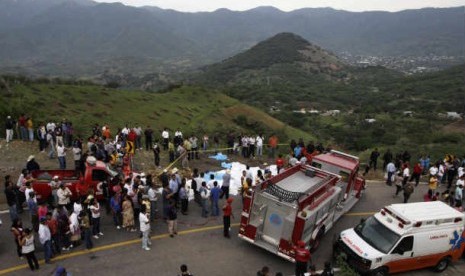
[94,0,464,12]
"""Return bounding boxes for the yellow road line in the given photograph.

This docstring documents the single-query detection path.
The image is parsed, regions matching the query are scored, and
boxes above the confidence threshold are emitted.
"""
[0,223,240,275]
[344,211,376,216]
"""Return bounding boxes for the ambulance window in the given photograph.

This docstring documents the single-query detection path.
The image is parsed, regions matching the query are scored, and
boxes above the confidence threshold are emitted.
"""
[92,169,107,181]
[392,236,413,254]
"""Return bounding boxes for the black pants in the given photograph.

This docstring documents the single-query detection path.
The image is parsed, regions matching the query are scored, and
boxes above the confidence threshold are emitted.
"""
[395,185,402,196]
[163,138,169,150]
[403,193,411,203]
[220,186,230,199]
[295,261,307,276]
[24,251,39,271]
[181,198,188,214]
[410,173,421,186]
[223,216,231,237]
[92,217,101,235]
[145,137,152,151]
[369,160,377,171]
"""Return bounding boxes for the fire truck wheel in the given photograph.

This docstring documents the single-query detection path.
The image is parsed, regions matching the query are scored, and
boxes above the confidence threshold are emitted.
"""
[371,266,388,276]
[434,256,450,272]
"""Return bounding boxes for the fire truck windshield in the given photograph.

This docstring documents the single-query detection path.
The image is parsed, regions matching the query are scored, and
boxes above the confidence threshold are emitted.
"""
[354,216,400,254]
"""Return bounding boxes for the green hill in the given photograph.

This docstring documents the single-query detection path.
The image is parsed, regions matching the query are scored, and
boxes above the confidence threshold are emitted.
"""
[196,32,347,86]
[0,76,312,142]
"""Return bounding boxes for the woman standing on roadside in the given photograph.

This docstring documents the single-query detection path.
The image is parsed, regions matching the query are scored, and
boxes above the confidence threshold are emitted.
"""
[122,195,136,232]
[20,228,39,271]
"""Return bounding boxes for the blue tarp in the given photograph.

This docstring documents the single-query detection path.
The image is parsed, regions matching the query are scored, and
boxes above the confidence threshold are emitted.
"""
[221,162,232,169]
[208,152,228,161]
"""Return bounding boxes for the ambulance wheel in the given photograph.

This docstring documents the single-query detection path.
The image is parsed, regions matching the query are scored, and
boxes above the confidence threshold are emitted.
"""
[371,267,388,276]
[434,257,450,272]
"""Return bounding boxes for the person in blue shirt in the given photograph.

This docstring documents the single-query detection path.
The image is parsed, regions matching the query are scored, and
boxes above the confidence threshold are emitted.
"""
[294,145,302,159]
[210,181,221,216]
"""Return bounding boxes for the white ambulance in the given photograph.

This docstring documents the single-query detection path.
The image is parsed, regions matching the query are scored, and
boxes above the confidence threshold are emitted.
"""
[336,201,465,275]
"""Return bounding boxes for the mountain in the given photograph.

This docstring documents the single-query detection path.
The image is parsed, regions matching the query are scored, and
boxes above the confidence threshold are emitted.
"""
[194,32,347,86]
[0,1,462,77]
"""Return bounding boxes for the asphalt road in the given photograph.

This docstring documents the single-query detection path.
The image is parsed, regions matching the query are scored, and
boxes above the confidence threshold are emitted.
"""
[0,180,464,276]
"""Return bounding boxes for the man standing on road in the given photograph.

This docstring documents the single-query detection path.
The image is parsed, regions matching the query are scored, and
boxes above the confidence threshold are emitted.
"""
[294,240,311,276]
[4,175,18,222]
[38,217,52,264]
[222,198,234,238]
[386,161,396,186]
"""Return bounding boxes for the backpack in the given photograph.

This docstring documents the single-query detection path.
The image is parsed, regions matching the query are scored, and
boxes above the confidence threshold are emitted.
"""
[404,183,414,194]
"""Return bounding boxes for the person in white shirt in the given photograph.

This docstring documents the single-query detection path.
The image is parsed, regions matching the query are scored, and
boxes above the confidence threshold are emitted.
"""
[139,206,151,250]
[38,217,52,264]
[162,128,169,150]
[73,201,82,215]
[24,182,36,204]
[147,183,158,222]
[402,163,410,186]
[57,184,71,209]
[256,134,264,156]
[56,142,66,169]
[429,165,438,176]
[438,163,445,184]
[89,198,103,238]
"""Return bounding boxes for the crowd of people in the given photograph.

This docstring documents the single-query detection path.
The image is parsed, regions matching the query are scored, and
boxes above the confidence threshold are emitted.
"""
[378,148,465,206]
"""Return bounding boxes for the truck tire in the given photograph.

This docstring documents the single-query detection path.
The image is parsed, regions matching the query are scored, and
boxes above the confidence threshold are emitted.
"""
[434,257,450,272]
[371,267,388,276]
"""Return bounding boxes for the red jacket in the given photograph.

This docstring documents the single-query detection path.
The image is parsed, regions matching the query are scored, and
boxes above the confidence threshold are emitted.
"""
[127,131,137,142]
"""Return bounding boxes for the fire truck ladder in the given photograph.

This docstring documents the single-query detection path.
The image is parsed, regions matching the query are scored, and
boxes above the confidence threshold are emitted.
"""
[265,184,304,203]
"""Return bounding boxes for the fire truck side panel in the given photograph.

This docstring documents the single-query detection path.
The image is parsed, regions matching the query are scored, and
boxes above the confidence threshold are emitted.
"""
[297,186,343,245]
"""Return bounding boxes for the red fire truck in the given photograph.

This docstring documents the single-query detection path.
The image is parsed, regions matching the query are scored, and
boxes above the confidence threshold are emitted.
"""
[238,150,365,262]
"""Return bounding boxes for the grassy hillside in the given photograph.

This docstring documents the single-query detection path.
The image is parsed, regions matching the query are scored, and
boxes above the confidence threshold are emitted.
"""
[0,77,312,142]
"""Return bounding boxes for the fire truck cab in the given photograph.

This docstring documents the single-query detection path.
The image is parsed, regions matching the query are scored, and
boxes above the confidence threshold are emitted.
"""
[238,150,365,262]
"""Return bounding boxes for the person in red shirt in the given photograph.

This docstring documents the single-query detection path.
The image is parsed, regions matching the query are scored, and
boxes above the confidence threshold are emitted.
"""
[410,162,423,187]
[222,198,234,238]
[46,212,60,254]
[268,134,278,158]
[294,240,311,276]
[276,154,285,174]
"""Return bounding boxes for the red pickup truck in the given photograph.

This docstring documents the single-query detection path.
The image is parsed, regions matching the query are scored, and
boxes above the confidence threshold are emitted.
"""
[31,157,119,202]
